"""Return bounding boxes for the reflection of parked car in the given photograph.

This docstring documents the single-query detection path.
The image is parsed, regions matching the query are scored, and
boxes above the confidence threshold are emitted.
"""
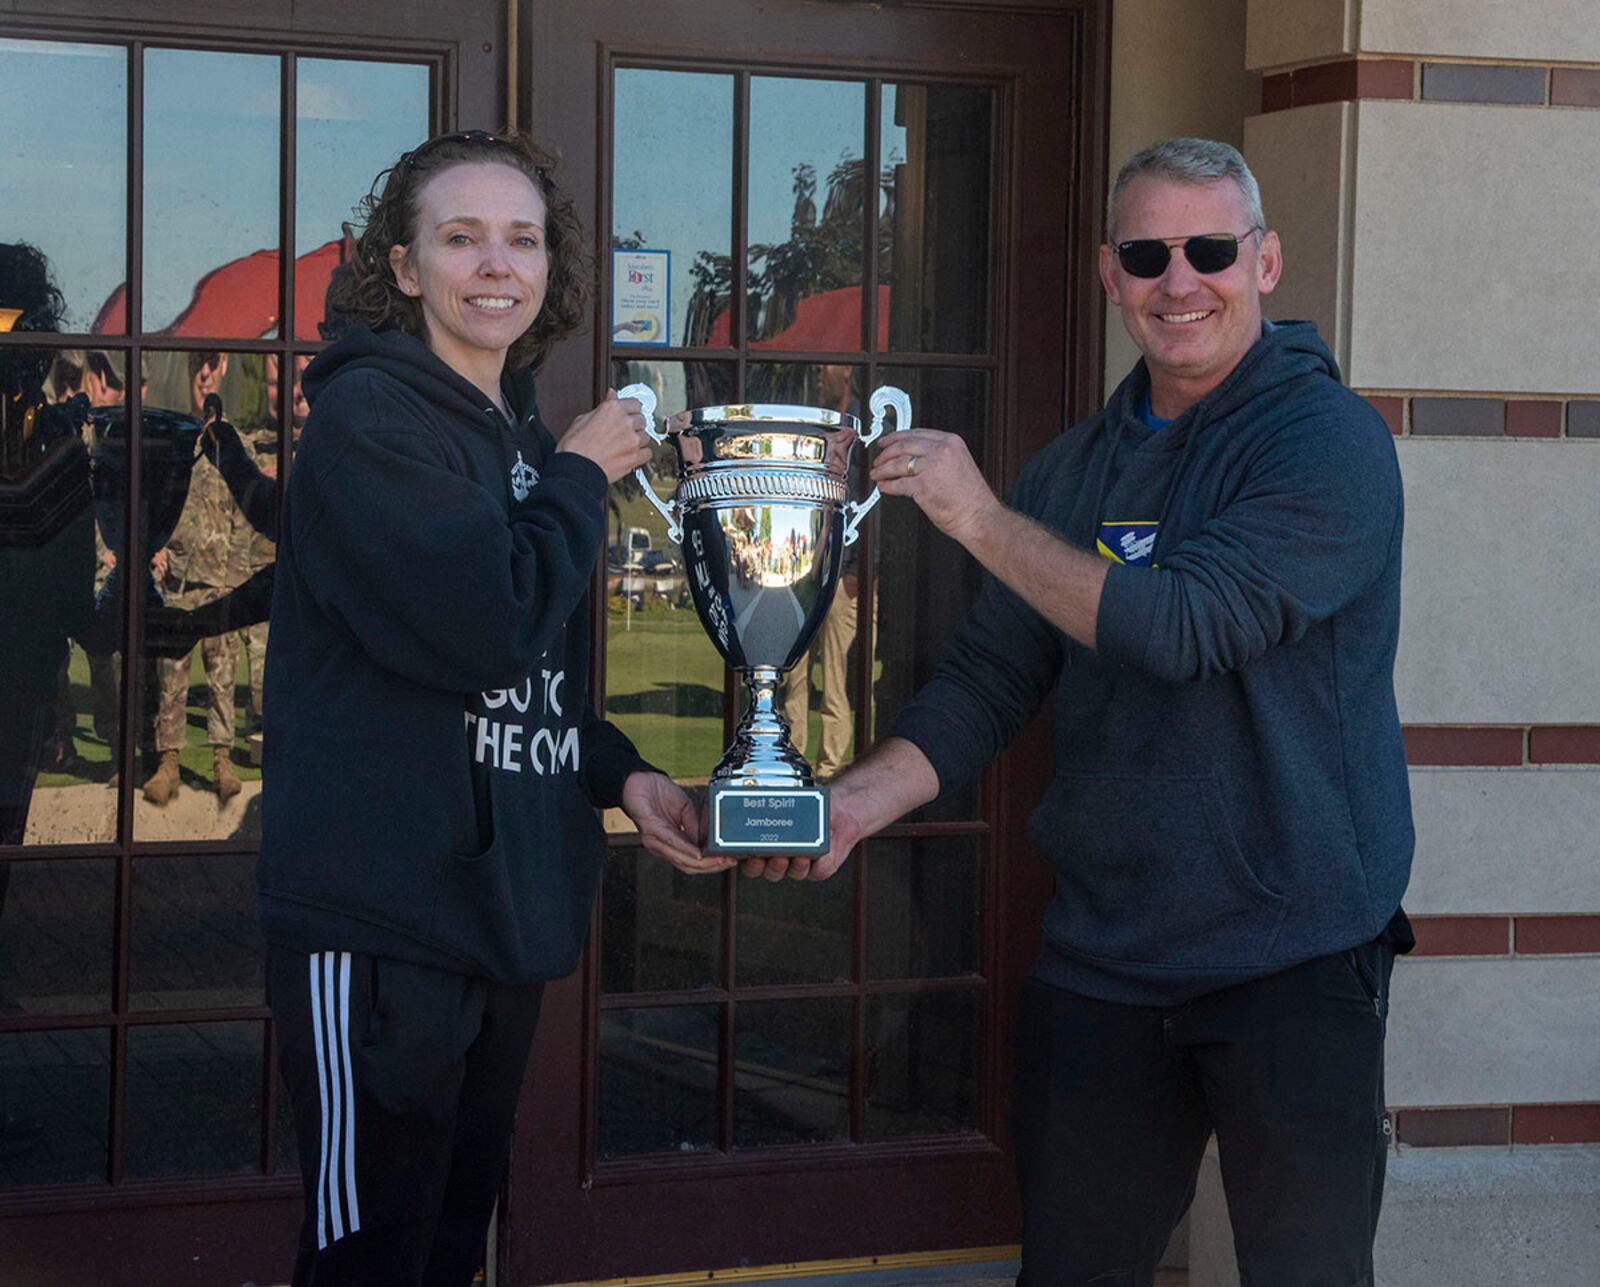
[608,545,688,608]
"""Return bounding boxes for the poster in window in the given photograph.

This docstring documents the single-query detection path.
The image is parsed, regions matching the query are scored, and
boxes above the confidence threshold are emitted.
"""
[611,248,670,346]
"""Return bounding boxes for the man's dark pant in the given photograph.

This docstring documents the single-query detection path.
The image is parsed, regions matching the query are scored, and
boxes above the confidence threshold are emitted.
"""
[269,948,544,1287]
[1014,943,1394,1287]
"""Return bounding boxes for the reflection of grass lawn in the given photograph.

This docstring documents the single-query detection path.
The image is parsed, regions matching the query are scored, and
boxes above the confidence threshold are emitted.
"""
[604,609,726,777]
[603,606,845,777]
[35,646,263,789]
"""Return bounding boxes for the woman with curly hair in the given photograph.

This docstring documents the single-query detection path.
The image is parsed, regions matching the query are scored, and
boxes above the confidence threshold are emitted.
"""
[259,131,732,1287]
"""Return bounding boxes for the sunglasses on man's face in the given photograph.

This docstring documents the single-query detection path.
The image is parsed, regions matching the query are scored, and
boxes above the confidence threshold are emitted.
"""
[1112,228,1261,279]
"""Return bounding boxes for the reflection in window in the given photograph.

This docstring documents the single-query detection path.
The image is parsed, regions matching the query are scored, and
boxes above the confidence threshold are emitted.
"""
[880,84,994,354]
[866,990,980,1141]
[0,337,123,844]
[143,49,280,336]
[613,70,733,348]
[604,360,733,784]
[0,860,115,1014]
[132,352,277,843]
[871,367,989,821]
[735,872,853,987]
[130,855,264,1010]
[866,835,984,982]
[733,998,851,1148]
[599,1006,720,1158]
[600,847,723,995]
[0,1029,110,1187]
[747,78,866,349]
[124,1022,262,1178]
[295,58,430,340]
[0,39,128,333]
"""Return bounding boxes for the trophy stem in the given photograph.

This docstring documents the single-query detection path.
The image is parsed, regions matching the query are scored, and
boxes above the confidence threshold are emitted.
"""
[711,664,814,788]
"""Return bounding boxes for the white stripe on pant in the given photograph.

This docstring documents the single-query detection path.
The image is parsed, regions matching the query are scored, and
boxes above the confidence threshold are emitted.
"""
[308,951,361,1250]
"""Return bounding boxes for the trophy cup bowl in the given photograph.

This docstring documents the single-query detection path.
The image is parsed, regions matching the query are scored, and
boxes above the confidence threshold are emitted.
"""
[622,382,911,856]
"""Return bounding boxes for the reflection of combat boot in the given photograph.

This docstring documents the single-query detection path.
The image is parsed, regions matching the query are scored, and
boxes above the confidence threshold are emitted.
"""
[142,750,181,805]
[214,747,241,804]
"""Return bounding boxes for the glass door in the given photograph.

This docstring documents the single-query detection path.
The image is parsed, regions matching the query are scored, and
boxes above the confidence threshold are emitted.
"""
[0,3,501,1280]
[517,1,1104,1281]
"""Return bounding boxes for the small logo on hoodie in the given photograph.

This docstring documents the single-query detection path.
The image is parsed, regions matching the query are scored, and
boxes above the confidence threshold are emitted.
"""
[510,450,539,502]
[1096,520,1159,567]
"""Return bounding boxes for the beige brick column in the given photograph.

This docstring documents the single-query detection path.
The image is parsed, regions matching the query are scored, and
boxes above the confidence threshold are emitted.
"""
[1189,4,1600,1281]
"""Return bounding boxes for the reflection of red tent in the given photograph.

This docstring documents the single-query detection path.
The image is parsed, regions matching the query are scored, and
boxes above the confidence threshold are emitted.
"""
[91,238,349,338]
[706,284,890,351]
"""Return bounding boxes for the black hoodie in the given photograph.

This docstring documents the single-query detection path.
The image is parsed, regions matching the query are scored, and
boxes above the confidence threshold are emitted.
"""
[259,327,651,981]
[890,322,1413,1003]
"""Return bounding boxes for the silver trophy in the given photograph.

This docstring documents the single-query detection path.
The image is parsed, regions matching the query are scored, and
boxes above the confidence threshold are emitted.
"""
[621,382,911,855]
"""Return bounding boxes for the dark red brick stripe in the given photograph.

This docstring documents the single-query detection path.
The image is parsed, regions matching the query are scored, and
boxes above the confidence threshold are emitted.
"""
[1261,59,1413,112]
[1408,915,1600,958]
[1401,726,1600,766]
[1262,59,1600,113]
[1358,394,1600,439]
[1529,726,1600,764]
[1402,726,1524,766]
[1512,1103,1600,1145]
[1390,1104,1600,1148]
[1410,916,1511,957]
[1514,916,1600,955]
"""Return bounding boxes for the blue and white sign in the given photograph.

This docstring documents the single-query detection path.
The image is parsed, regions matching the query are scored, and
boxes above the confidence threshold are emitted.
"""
[611,248,671,346]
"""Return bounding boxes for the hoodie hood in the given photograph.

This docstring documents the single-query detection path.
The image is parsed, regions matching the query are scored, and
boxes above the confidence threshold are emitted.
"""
[303,325,540,430]
[1104,318,1341,445]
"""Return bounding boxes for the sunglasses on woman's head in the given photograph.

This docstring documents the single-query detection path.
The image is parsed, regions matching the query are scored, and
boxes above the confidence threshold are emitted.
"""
[396,130,542,177]
[1112,228,1261,279]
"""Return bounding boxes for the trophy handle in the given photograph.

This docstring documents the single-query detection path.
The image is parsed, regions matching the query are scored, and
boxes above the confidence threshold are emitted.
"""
[842,384,912,548]
[619,381,682,544]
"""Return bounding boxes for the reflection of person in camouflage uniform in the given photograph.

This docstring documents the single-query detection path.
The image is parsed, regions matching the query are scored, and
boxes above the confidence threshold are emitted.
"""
[783,365,876,778]
[143,353,250,805]
[233,352,305,736]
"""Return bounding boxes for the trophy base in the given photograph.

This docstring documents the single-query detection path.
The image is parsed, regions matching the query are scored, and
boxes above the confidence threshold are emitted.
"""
[705,783,830,856]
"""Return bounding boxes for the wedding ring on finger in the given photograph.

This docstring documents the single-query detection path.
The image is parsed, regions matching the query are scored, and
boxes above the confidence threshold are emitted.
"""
[906,454,919,476]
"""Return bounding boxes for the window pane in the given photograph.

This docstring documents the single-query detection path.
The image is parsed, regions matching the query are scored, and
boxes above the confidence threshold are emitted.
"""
[125,1021,262,1178]
[0,39,127,333]
[735,871,853,987]
[143,49,280,336]
[295,58,430,341]
[0,860,114,1014]
[599,1005,720,1159]
[600,846,723,995]
[880,84,994,354]
[733,998,851,1148]
[613,70,733,349]
[130,855,263,1011]
[0,1028,110,1187]
[866,834,984,981]
[748,77,866,350]
[131,351,274,842]
[870,366,990,821]
[605,360,733,784]
[866,990,980,1141]
[1,349,124,845]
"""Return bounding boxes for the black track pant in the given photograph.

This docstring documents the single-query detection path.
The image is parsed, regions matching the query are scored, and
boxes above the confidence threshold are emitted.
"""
[1014,943,1394,1287]
[268,948,544,1287]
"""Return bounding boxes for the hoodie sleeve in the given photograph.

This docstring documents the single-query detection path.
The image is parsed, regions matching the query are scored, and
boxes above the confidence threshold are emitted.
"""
[1095,402,1401,683]
[887,455,1067,796]
[578,704,657,810]
[292,413,607,695]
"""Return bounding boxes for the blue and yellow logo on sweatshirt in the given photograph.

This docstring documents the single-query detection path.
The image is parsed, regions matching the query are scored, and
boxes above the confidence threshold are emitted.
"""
[1096,520,1159,567]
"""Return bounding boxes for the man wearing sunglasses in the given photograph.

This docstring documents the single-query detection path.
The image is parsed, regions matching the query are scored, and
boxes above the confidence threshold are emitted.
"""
[754,138,1413,1286]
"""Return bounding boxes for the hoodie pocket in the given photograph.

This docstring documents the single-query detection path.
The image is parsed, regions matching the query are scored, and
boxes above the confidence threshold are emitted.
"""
[429,782,601,979]
[1034,772,1288,968]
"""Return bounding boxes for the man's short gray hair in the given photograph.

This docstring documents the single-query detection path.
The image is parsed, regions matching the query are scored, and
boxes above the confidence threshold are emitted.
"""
[1106,138,1264,243]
